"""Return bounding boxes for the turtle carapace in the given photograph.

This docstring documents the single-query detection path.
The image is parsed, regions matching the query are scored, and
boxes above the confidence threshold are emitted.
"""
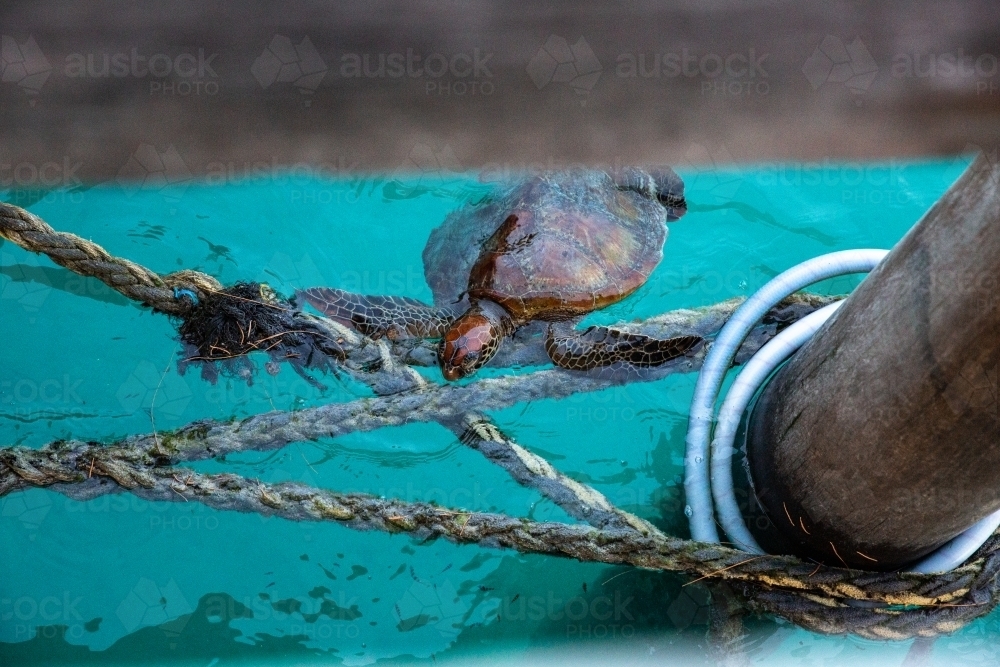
[299,167,701,380]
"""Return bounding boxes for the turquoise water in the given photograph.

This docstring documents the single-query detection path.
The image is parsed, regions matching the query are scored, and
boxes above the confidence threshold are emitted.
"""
[1,157,996,666]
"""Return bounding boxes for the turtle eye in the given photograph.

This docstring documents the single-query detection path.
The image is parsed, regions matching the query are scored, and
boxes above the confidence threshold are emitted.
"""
[438,310,502,380]
[439,331,488,380]
[438,338,467,378]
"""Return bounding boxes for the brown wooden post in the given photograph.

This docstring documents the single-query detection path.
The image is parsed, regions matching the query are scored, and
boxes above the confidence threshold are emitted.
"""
[746,154,1000,570]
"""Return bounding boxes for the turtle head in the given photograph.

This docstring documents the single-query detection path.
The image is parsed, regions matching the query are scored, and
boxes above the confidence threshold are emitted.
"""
[649,167,687,221]
[438,301,511,381]
[610,166,687,221]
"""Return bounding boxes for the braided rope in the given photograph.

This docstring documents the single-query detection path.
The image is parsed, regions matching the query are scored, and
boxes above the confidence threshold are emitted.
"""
[0,202,221,315]
[1,441,998,640]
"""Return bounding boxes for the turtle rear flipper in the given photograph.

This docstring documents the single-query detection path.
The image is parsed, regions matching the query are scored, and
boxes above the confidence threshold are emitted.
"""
[545,323,702,371]
[297,287,460,340]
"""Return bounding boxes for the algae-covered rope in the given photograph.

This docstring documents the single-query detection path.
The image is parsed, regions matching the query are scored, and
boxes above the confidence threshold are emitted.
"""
[0,202,357,384]
[0,202,221,315]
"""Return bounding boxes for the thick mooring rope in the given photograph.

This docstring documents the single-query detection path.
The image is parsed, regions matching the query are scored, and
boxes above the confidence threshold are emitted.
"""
[0,203,221,315]
[2,439,998,640]
[2,201,1000,641]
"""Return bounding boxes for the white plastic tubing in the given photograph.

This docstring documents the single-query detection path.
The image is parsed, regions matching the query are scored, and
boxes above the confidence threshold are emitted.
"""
[709,300,846,555]
[682,248,1000,573]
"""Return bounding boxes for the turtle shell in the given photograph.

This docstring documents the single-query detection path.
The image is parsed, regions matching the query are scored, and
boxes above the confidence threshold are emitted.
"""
[423,170,667,322]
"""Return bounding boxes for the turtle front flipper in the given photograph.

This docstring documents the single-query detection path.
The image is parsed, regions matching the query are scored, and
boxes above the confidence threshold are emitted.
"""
[545,323,702,371]
[296,287,461,340]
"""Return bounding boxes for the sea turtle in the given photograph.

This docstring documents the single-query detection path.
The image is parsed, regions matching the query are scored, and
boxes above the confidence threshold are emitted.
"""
[298,167,701,380]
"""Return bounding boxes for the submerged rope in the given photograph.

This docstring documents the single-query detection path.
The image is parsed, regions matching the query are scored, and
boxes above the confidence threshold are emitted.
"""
[2,197,1000,641]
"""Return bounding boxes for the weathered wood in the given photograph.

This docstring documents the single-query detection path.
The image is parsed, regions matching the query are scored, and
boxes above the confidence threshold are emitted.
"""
[746,154,1000,570]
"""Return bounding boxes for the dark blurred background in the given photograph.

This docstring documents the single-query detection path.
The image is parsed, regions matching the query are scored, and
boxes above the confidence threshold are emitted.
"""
[1,0,998,183]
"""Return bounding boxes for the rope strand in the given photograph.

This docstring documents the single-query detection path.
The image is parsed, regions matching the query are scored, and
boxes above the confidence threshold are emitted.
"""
[0,202,221,314]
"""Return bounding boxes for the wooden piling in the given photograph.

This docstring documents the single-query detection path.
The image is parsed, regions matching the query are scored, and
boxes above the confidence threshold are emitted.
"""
[746,154,1000,569]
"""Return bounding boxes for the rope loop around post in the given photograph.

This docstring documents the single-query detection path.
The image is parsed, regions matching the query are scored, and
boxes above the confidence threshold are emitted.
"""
[684,249,890,544]
[687,248,1000,574]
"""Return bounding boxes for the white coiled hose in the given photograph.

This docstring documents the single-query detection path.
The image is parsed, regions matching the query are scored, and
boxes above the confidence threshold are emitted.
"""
[684,250,889,543]
[683,249,999,573]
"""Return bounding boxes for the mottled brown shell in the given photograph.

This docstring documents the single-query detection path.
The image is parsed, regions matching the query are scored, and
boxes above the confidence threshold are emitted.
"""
[462,173,666,322]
